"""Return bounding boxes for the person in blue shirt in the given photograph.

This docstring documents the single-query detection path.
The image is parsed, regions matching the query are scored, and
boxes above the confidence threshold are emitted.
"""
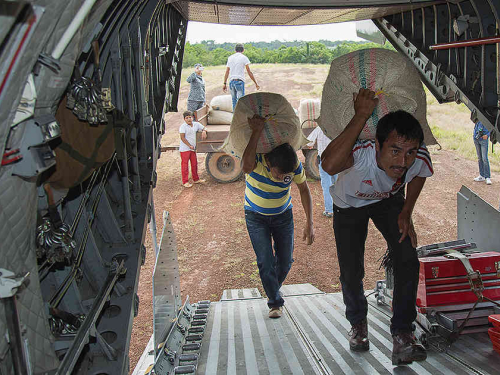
[473,120,492,185]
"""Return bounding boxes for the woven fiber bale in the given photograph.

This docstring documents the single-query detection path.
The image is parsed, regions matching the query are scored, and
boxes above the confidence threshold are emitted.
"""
[221,92,309,158]
[299,98,320,128]
[210,95,233,112]
[208,109,233,125]
[320,48,436,145]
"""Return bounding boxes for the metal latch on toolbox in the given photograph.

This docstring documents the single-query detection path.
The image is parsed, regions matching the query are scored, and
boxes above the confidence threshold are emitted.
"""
[445,250,484,297]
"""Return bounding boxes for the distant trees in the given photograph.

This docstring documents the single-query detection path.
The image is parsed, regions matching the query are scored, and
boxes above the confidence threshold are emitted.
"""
[182,40,395,68]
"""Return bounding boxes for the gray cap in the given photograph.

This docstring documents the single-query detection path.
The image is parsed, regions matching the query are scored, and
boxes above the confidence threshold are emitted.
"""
[194,63,204,70]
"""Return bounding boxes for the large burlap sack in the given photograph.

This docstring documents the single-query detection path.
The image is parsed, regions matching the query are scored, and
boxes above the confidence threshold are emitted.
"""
[320,48,436,145]
[208,109,233,125]
[221,92,309,158]
[299,98,320,128]
[210,95,233,112]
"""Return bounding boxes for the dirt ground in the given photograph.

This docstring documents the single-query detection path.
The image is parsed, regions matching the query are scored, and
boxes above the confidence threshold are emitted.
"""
[128,65,500,370]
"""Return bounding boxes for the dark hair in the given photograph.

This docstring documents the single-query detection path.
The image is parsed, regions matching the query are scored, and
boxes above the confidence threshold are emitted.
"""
[235,43,244,52]
[266,143,297,174]
[183,110,193,118]
[376,110,424,149]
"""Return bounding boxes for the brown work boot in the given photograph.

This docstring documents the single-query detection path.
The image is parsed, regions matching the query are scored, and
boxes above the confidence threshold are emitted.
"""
[268,307,282,319]
[349,318,369,351]
[392,331,427,366]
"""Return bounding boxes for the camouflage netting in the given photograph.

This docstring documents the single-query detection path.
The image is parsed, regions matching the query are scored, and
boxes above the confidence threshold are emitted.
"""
[319,48,437,145]
[221,92,309,158]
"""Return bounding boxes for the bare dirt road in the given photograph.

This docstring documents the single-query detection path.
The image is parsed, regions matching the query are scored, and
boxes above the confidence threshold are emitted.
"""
[128,64,500,370]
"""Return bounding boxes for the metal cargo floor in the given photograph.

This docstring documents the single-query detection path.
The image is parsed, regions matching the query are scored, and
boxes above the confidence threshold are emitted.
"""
[196,284,500,375]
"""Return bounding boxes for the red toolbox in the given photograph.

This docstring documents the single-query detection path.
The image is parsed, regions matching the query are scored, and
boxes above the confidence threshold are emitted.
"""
[417,251,500,309]
[489,328,500,355]
[490,314,500,330]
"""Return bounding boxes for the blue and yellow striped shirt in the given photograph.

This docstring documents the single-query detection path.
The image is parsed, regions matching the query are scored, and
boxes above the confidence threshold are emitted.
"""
[244,154,306,215]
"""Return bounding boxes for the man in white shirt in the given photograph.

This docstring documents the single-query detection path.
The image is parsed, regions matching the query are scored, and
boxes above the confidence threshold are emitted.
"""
[179,111,207,187]
[222,43,260,110]
[306,126,338,217]
[321,89,432,366]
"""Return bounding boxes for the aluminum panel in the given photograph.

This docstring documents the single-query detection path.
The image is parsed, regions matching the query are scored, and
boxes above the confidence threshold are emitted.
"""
[153,211,182,352]
[196,287,500,374]
[457,185,500,253]
[221,288,261,300]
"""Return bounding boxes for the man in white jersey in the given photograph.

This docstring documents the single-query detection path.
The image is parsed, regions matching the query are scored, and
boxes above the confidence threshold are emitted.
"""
[321,88,433,366]
[222,43,260,110]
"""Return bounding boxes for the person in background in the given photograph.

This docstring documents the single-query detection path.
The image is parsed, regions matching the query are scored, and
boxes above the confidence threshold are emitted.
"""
[223,43,260,110]
[242,115,314,319]
[187,63,206,119]
[306,126,338,218]
[321,89,432,366]
[473,120,492,185]
[179,111,207,187]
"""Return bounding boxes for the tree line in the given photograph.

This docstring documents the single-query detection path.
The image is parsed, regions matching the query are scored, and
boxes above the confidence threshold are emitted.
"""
[182,40,395,68]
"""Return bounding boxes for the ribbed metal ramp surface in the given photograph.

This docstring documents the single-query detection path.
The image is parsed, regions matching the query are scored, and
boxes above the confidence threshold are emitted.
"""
[196,284,500,375]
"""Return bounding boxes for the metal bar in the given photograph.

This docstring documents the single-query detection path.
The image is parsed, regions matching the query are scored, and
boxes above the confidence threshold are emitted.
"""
[429,36,500,50]
[56,260,125,375]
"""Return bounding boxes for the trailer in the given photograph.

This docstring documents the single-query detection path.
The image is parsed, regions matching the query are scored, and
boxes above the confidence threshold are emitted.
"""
[1,1,500,374]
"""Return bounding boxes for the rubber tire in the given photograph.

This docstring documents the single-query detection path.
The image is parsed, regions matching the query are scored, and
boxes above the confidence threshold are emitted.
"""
[205,152,243,183]
[303,149,320,180]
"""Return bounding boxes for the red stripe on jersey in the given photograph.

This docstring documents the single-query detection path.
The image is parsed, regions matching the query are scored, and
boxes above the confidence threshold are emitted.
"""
[351,142,374,154]
[416,155,433,174]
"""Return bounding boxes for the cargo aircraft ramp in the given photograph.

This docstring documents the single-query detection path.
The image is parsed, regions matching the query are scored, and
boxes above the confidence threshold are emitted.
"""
[135,283,500,374]
[196,284,500,375]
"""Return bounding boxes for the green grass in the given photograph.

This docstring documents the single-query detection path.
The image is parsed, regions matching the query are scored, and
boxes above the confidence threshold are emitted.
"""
[431,125,500,172]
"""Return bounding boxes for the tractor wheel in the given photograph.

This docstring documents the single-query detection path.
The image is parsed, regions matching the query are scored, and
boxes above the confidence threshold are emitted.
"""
[303,149,320,180]
[205,152,243,183]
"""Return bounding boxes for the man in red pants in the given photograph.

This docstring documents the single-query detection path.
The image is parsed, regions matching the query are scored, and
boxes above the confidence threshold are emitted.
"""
[179,110,207,187]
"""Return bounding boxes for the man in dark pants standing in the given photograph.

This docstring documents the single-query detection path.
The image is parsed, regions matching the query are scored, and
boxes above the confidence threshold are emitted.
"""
[321,88,433,366]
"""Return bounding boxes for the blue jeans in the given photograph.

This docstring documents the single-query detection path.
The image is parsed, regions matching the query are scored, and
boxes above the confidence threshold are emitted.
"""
[229,80,245,110]
[319,160,337,213]
[474,137,490,178]
[245,209,294,308]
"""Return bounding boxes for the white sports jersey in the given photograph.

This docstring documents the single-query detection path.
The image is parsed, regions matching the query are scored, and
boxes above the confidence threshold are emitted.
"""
[226,52,250,81]
[179,121,204,152]
[332,140,433,208]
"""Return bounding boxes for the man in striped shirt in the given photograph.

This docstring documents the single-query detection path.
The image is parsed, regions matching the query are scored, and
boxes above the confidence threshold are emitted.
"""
[242,115,314,319]
[321,89,432,366]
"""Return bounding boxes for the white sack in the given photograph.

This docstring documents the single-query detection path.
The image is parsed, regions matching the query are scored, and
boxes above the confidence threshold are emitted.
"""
[299,98,320,128]
[221,92,309,158]
[210,95,233,113]
[208,109,233,125]
[320,48,436,145]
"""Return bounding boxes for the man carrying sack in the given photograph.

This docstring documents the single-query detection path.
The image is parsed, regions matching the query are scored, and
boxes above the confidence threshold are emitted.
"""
[241,114,314,319]
[321,88,433,366]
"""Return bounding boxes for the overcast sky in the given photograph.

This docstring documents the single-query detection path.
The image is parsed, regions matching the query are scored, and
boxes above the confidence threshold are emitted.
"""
[186,21,364,43]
